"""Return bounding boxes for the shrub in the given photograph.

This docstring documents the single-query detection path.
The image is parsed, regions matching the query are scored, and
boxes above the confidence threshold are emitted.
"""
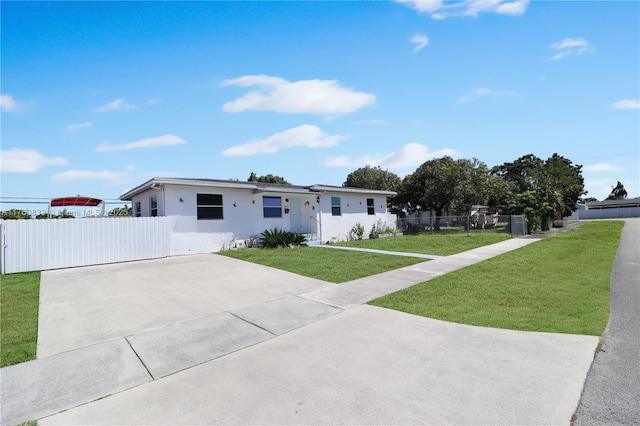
[350,223,365,240]
[259,228,307,248]
[369,219,396,238]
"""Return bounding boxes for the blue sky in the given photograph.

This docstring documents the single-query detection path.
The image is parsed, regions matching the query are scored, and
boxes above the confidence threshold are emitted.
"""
[1,0,639,213]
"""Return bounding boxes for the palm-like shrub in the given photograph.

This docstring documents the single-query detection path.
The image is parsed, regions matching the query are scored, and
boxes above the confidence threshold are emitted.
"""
[259,228,308,248]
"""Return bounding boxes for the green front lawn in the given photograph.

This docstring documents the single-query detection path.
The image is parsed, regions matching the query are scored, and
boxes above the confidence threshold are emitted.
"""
[221,247,425,283]
[1,272,41,367]
[335,228,511,256]
[370,221,623,335]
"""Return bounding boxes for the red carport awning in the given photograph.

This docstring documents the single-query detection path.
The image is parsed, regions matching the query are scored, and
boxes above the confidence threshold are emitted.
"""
[50,196,103,207]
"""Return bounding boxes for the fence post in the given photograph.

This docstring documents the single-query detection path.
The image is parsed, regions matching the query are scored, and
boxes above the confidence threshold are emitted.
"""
[0,221,4,275]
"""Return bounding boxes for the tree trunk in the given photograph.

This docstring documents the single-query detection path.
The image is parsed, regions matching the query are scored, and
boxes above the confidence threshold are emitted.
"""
[434,207,443,231]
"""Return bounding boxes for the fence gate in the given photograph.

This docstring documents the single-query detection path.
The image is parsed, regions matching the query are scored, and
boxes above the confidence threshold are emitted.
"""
[1,217,171,274]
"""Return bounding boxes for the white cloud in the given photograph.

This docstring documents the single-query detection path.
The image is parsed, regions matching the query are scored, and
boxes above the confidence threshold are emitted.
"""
[222,75,375,115]
[222,125,347,157]
[93,98,135,112]
[457,87,516,103]
[0,94,19,112]
[613,99,640,110]
[410,34,429,53]
[324,143,462,170]
[396,0,529,19]
[495,0,529,15]
[585,178,617,200]
[50,169,128,183]
[584,163,623,172]
[549,37,592,60]
[148,97,161,105]
[66,121,93,132]
[0,148,67,173]
[96,134,186,152]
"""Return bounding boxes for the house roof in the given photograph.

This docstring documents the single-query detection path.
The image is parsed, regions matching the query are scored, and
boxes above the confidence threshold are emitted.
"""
[119,177,396,201]
[586,197,640,210]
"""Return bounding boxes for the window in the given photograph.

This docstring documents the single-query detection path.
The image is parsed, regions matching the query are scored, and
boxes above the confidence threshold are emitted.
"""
[331,196,341,216]
[197,194,223,220]
[367,198,375,215]
[150,195,158,217]
[263,196,282,218]
[135,201,141,217]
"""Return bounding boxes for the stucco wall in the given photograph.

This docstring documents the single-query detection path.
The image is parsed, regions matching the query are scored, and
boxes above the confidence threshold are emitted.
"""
[317,191,396,243]
[131,185,397,253]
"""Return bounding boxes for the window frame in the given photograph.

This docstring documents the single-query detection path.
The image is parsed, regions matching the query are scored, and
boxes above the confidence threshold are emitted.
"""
[135,201,141,217]
[150,195,158,217]
[197,193,224,220]
[331,196,341,216]
[367,198,375,215]
[263,196,282,218]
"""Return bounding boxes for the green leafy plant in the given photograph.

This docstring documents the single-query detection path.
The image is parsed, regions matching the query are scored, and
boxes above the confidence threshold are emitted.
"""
[350,223,365,240]
[259,228,307,248]
[369,219,396,239]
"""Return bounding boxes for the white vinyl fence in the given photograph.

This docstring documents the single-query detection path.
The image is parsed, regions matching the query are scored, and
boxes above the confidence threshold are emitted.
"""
[0,217,171,274]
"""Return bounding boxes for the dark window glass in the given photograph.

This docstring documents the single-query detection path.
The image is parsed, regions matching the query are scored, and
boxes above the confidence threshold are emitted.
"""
[197,206,223,219]
[263,196,282,218]
[331,196,341,216]
[367,198,375,215]
[150,196,158,217]
[197,194,223,206]
[197,193,223,220]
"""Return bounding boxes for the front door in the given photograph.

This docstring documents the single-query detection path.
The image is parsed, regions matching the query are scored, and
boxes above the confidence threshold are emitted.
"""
[289,198,303,233]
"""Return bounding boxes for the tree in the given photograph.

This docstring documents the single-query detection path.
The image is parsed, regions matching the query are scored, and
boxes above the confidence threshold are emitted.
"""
[398,157,491,230]
[0,209,32,219]
[343,165,402,207]
[248,172,290,185]
[606,181,628,200]
[493,153,585,232]
[580,197,599,203]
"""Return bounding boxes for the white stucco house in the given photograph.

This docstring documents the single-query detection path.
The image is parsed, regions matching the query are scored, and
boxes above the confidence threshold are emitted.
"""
[120,177,397,255]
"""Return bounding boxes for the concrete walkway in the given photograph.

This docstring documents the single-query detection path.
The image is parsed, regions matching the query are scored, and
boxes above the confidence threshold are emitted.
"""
[0,230,602,425]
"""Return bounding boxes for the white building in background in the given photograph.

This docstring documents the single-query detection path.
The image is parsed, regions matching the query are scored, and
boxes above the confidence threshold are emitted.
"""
[120,177,397,255]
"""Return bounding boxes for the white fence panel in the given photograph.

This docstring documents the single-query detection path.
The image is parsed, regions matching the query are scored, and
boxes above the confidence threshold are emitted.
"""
[1,217,170,274]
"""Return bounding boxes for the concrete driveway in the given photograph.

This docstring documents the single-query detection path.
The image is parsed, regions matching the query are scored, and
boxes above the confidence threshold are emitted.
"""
[2,238,600,425]
[37,254,334,357]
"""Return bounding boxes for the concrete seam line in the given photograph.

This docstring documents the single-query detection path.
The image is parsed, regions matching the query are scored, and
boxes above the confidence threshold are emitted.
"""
[228,312,278,336]
[292,295,345,311]
[125,336,155,380]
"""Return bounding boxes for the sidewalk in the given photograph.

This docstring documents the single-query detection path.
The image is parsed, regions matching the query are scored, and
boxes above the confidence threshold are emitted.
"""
[301,236,541,309]
[0,227,599,425]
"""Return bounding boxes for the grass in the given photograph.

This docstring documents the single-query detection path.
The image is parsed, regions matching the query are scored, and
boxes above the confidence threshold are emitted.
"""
[1,272,41,367]
[370,221,624,335]
[221,247,425,283]
[335,227,511,256]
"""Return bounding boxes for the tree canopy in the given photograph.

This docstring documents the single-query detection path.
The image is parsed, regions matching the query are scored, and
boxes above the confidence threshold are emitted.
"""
[248,172,290,185]
[0,209,32,220]
[378,152,586,234]
[343,165,402,207]
[492,153,585,232]
[606,181,628,200]
[397,157,491,229]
